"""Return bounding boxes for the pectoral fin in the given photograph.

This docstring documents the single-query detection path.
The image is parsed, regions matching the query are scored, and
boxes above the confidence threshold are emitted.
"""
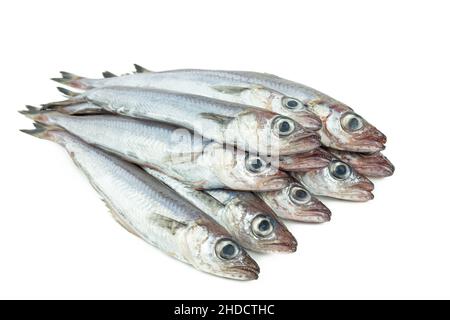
[199,112,235,125]
[211,84,263,95]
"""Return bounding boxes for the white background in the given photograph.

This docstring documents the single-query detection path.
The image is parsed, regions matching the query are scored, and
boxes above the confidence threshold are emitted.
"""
[1,0,449,300]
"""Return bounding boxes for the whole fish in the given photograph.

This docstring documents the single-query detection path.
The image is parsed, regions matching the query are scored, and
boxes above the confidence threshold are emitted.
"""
[42,103,331,173]
[53,68,322,131]
[44,86,320,156]
[21,125,260,280]
[257,179,331,223]
[52,67,386,152]
[325,148,395,178]
[146,168,297,253]
[21,107,289,191]
[292,158,375,201]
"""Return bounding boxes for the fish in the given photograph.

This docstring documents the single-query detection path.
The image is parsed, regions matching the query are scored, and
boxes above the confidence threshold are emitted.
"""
[146,168,297,253]
[257,179,331,223]
[291,158,375,202]
[20,107,289,191]
[52,68,322,131]
[39,103,330,173]
[52,67,386,152]
[325,148,395,178]
[43,86,321,156]
[20,124,260,280]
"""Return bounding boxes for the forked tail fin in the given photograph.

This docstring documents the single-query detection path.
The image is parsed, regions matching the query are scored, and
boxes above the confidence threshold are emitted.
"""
[51,71,92,90]
[20,122,59,141]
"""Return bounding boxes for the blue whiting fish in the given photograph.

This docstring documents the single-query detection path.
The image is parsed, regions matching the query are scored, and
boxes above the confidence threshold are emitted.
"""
[52,67,386,152]
[52,67,322,131]
[146,168,297,253]
[257,179,331,223]
[20,106,289,191]
[40,102,332,173]
[325,148,395,178]
[20,125,260,280]
[43,86,321,156]
[291,158,375,202]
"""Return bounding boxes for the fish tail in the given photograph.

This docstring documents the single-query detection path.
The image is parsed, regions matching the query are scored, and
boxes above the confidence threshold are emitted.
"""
[19,105,61,127]
[56,86,80,98]
[51,71,91,90]
[41,94,86,109]
[20,122,61,142]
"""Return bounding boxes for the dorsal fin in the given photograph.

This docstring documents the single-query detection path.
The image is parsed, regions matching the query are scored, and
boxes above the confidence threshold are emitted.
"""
[134,64,152,73]
[102,71,117,78]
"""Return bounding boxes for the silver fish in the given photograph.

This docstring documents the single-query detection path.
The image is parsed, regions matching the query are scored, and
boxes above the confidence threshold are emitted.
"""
[21,107,289,191]
[53,69,322,131]
[146,168,297,253]
[325,148,395,178]
[53,68,385,152]
[291,158,375,202]
[21,125,260,280]
[40,103,331,173]
[257,179,331,223]
[44,86,320,156]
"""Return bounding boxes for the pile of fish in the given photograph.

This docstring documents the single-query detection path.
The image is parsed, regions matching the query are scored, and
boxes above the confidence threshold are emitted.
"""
[20,65,394,280]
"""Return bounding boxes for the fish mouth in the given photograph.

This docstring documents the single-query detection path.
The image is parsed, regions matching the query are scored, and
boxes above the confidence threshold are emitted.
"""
[342,179,375,201]
[357,155,395,178]
[281,132,321,155]
[350,130,387,153]
[230,263,260,280]
[259,175,290,191]
[279,149,333,171]
[262,241,298,253]
[295,113,322,131]
[298,204,332,223]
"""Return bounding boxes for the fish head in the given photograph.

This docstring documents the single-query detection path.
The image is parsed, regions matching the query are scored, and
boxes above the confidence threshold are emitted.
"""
[206,143,289,191]
[184,220,260,280]
[294,159,374,201]
[227,110,321,155]
[311,101,386,152]
[259,180,331,223]
[270,94,322,131]
[222,192,297,253]
[238,87,322,131]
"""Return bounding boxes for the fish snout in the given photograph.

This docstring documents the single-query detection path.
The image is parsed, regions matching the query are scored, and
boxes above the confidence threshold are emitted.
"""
[296,113,322,131]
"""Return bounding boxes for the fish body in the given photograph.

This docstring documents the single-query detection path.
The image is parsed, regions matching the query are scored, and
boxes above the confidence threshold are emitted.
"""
[325,148,395,178]
[45,86,320,156]
[257,179,331,223]
[21,107,289,191]
[54,69,322,131]
[54,68,385,152]
[146,169,296,253]
[21,126,259,280]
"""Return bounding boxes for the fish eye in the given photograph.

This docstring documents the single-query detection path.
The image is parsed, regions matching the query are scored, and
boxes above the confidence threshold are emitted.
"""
[282,97,303,109]
[245,155,269,173]
[251,215,274,238]
[216,239,240,260]
[272,116,296,136]
[341,113,364,132]
[289,186,312,204]
[329,161,352,180]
